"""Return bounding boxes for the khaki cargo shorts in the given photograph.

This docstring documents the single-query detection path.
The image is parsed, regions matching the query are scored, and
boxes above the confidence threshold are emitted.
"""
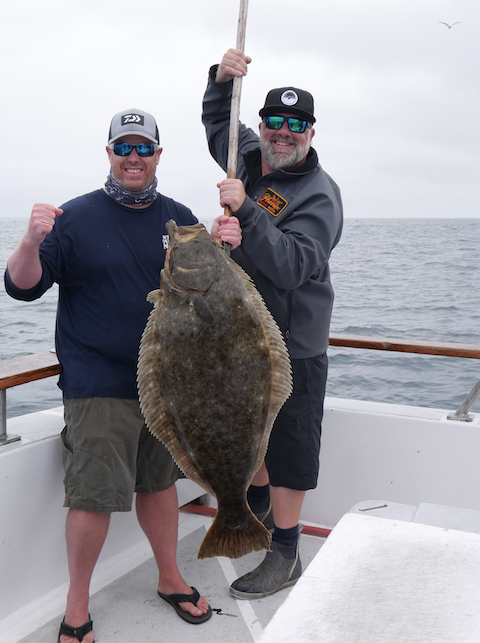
[60,397,180,513]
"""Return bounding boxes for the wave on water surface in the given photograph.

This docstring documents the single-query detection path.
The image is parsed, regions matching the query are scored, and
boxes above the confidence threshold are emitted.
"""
[1,217,479,419]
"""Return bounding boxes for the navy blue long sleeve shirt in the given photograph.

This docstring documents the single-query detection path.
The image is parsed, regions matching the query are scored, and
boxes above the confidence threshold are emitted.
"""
[5,189,197,399]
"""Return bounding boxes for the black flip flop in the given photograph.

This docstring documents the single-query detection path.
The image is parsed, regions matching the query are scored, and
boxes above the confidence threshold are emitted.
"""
[58,614,95,642]
[157,586,212,624]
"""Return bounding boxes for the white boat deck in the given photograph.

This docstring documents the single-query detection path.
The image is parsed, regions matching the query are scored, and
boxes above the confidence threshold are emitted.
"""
[2,400,480,642]
[13,501,480,643]
[12,511,326,643]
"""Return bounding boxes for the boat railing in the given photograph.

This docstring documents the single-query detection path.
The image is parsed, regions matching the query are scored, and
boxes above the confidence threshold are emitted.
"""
[0,351,61,446]
[1,335,480,446]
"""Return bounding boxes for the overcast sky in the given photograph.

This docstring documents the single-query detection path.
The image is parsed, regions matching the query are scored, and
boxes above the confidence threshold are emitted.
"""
[1,0,478,221]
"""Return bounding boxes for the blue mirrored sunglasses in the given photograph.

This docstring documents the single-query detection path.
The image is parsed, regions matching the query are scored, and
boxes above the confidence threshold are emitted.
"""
[109,142,158,157]
[264,115,308,133]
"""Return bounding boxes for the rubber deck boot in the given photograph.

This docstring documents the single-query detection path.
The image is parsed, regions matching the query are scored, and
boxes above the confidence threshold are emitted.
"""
[230,540,302,600]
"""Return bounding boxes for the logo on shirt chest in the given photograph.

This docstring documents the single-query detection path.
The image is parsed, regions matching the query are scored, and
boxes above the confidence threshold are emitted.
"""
[257,188,288,217]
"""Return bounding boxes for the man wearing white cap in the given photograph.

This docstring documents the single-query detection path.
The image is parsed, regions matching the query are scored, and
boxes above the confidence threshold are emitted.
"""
[5,108,241,642]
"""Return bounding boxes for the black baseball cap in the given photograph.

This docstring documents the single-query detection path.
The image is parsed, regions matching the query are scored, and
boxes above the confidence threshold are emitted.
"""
[259,87,315,124]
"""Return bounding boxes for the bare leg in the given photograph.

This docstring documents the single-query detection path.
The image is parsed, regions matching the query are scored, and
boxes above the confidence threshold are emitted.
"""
[251,462,269,486]
[251,463,305,528]
[270,486,306,529]
[135,486,209,617]
[60,508,110,643]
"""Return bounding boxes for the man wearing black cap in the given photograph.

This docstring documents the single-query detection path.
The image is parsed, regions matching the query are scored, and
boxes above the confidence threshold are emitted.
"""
[5,108,241,641]
[203,49,343,600]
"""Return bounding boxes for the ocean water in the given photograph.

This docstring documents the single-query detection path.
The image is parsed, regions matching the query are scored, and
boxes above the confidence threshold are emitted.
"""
[1,217,479,420]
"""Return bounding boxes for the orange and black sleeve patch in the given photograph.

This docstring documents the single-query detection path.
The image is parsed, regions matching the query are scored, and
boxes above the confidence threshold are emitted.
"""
[257,188,288,217]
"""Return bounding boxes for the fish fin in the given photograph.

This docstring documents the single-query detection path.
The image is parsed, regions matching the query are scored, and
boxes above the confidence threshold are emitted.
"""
[226,256,293,477]
[197,508,272,559]
[193,296,215,325]
[137,308,214,495]
[146,289,162,305]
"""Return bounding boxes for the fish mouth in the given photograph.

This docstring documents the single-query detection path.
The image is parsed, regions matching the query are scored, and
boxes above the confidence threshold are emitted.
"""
[164,220,220,293]
[166,219,206,239]
[165,220,208,255]
[165,221,205,269]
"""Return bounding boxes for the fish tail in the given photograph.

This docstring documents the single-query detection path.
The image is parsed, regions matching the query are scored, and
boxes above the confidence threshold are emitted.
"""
[197,513,272,560]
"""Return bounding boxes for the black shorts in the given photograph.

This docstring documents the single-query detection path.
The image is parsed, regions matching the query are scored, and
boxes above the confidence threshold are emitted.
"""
[265,353,328,491]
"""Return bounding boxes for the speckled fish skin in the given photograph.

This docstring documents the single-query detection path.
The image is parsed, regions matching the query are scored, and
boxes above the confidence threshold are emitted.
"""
[137,220,292,559]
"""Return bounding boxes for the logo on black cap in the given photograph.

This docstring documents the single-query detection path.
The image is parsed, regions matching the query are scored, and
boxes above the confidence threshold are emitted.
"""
[280,90,299,107]
[122,114,144,126]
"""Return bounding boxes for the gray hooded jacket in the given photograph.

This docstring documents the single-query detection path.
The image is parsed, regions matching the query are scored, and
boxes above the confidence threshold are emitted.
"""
[202,68,343,359]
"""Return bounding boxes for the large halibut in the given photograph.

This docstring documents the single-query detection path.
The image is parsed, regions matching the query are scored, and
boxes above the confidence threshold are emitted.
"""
[137,220,292,559]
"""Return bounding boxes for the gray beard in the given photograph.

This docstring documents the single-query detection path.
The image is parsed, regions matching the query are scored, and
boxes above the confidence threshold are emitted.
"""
[260,135,311,171]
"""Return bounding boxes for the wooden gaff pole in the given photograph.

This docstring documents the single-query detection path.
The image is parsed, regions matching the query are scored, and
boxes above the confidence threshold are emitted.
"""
[223,0,249,255]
